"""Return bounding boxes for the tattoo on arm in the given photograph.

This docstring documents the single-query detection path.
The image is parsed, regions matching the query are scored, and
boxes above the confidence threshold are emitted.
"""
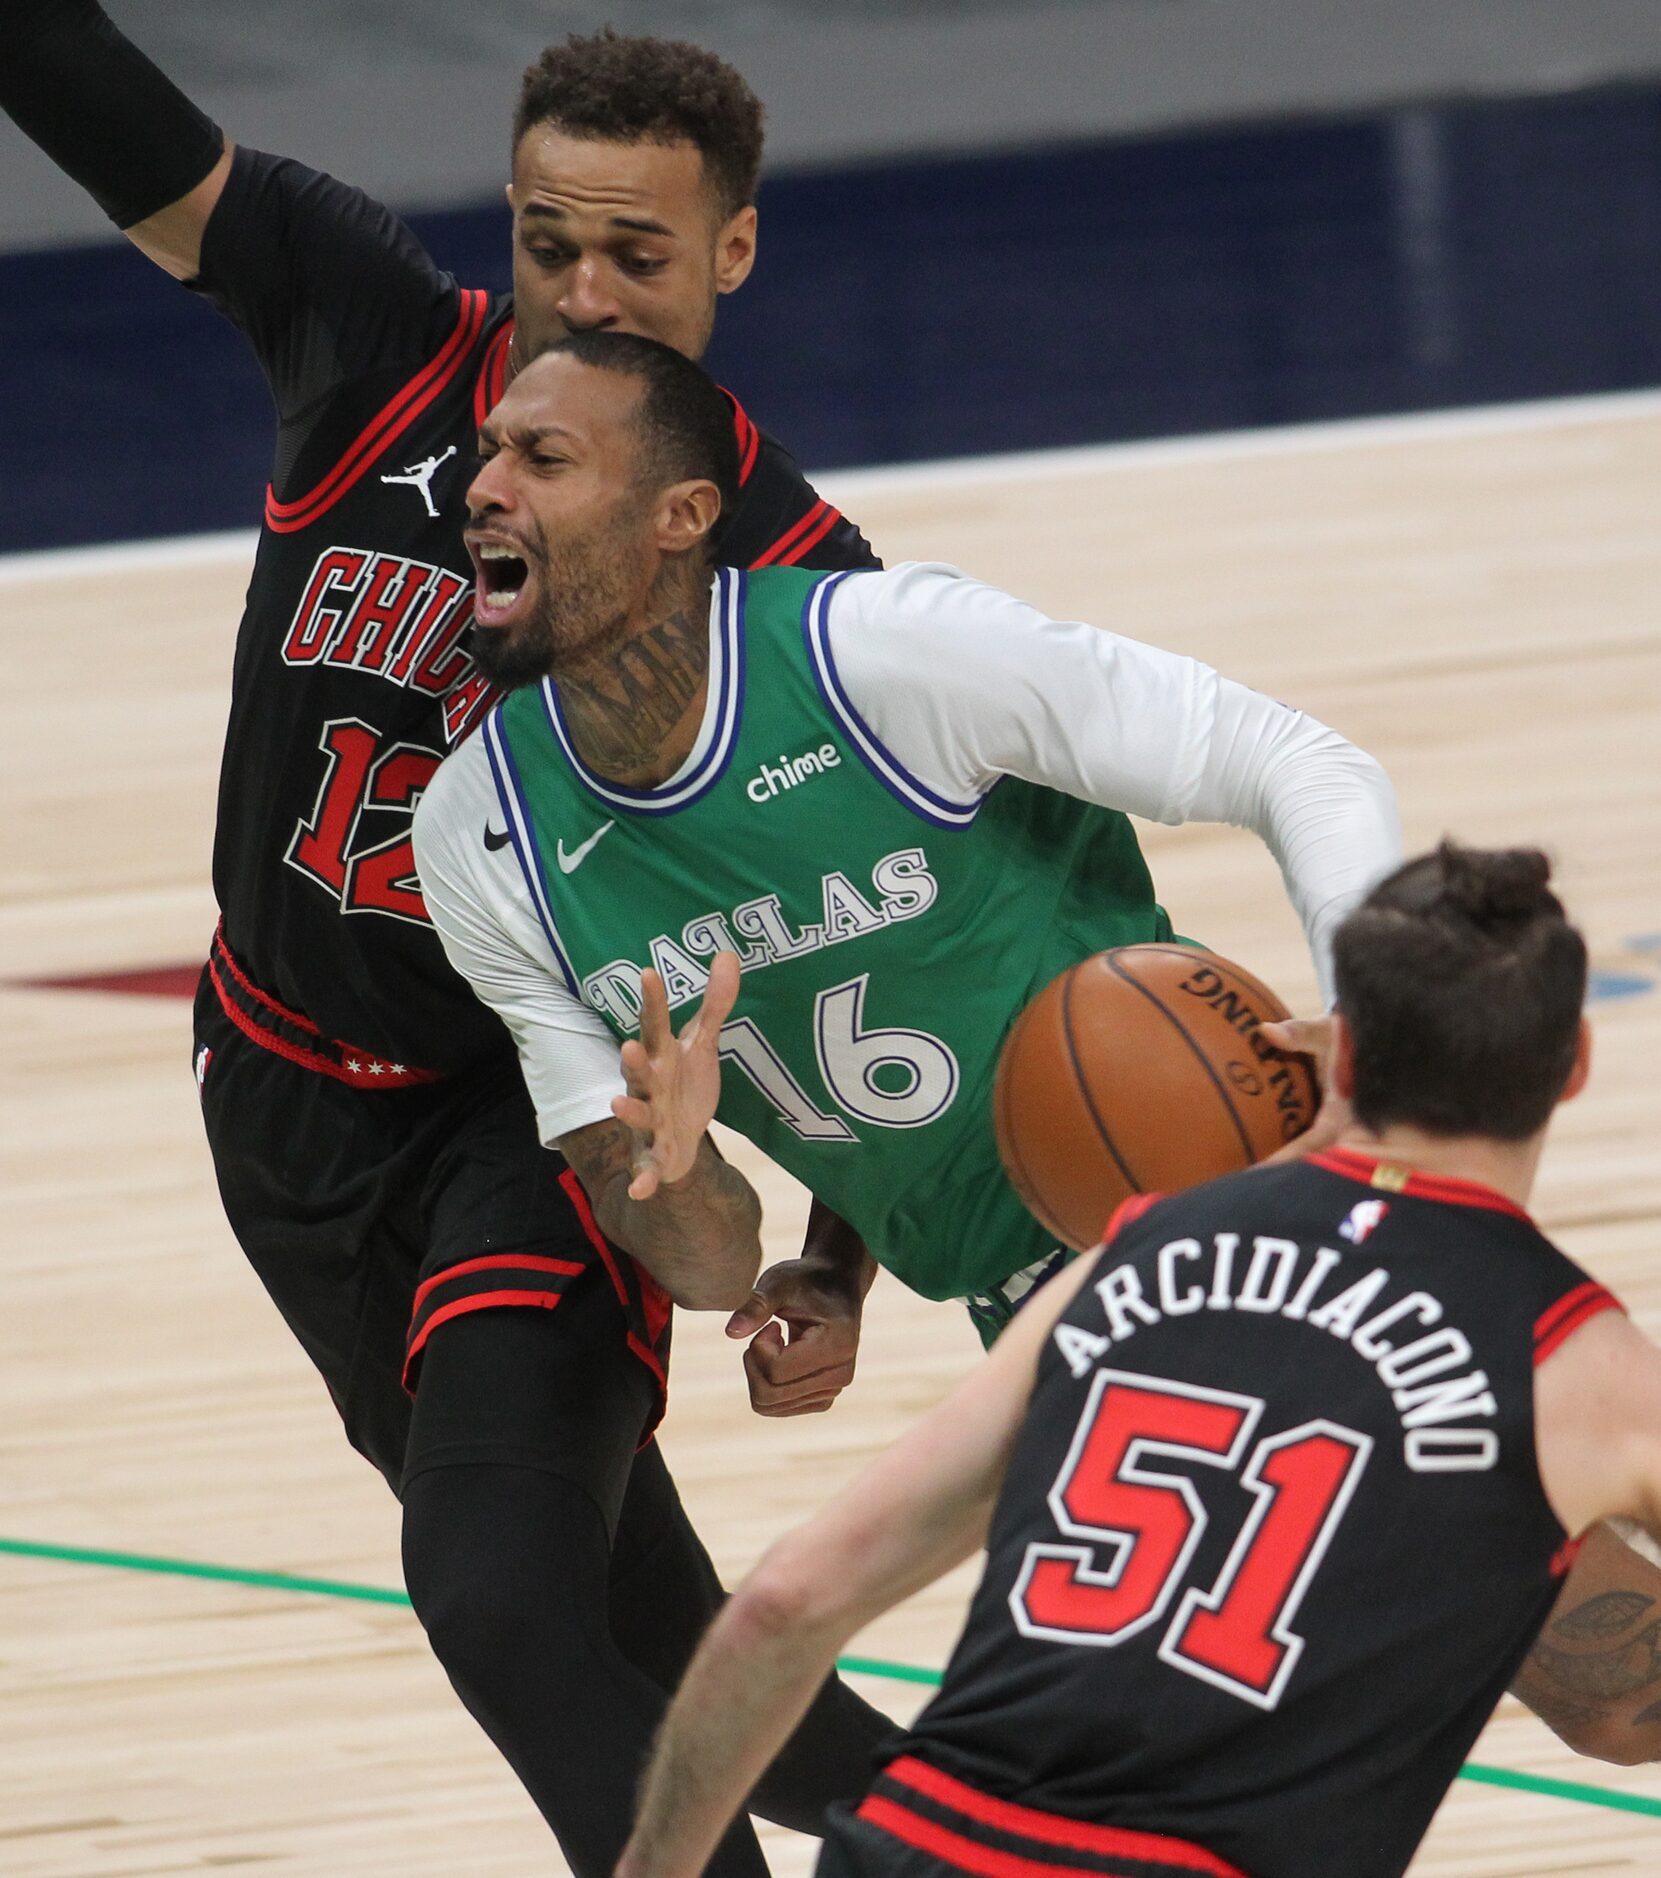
[1552,1591,1656,1641]
[1514,1587,1661,1738]
[562,1119,762,1312]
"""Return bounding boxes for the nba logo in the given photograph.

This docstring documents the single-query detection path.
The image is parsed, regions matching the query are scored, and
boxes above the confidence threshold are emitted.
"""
[1340,1198,1388,1245]
[194,1044,212,1090]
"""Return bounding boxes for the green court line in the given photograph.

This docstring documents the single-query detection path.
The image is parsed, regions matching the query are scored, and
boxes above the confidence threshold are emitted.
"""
[6,1535,1660,1824]
[1457,1759,1661,1820]
[0,1535,411,1606]
[834,1652,944,1688]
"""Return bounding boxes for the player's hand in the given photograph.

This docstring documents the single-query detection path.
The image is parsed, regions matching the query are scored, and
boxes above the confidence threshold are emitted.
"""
[611,953,741,1200]
[1258,1014,1350,1165]
[725,1257,866,1417]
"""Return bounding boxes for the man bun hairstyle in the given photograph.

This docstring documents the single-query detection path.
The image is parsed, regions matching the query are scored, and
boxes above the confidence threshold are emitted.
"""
[549,330,740,538]
[1333,841,1587,1142]
[515,29,765,220]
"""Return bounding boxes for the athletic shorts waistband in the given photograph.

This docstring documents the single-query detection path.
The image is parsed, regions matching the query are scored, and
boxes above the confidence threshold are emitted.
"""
[858,1756,1249,1878]
[206,923,445,1091]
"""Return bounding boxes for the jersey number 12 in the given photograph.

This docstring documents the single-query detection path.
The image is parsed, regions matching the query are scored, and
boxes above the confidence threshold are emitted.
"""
[286,717,442,925]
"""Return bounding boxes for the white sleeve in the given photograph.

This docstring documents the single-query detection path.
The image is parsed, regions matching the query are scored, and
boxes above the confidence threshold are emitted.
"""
[826,563,1402,1003]
[412,742,626,1146]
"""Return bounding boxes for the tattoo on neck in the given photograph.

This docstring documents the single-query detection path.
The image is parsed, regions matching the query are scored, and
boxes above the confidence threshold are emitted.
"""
[559,597,711,785]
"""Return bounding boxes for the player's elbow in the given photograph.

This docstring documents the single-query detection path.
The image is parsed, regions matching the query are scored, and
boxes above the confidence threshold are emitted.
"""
[1284,728,1395,820]
[1344,743,1397,817]
[733,1537,848,1645]
[1559,1716,1661,1766]
[729,1567,814,1646]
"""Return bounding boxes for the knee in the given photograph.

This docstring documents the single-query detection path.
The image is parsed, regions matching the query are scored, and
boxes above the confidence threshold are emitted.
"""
[400,1463,608,1706]
[402,1490,498,1685]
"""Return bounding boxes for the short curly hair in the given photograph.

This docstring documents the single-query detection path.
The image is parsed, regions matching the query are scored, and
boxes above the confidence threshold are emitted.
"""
[514,29,765,220]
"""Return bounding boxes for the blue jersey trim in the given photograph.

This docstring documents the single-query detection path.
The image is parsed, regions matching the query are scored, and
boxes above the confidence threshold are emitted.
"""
[800,570,983,832]
[482,707,581,998]
[535,565,746,818]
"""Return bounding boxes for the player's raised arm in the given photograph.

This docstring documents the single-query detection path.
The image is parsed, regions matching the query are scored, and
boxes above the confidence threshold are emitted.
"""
[412,764,764,1313]
[558,957,765,1312]
[823,563,1402,1003]
[619,1248,1100,1878]
[3,2,463,426]
[0,0,231,279]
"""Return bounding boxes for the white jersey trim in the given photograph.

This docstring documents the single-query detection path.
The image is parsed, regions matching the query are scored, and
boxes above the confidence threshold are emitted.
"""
[802,569,984,830]
[482,708,581,998]
[535,564,744,817]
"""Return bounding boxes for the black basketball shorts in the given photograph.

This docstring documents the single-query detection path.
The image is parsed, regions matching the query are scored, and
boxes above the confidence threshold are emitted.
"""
[191,937,670,1491]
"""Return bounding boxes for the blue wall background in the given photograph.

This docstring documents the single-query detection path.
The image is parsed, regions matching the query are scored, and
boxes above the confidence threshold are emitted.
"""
[2,85,1659,553]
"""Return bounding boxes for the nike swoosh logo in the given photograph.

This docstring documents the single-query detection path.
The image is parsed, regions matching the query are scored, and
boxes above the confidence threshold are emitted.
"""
[557,820,616,874]
[483,824,512,852]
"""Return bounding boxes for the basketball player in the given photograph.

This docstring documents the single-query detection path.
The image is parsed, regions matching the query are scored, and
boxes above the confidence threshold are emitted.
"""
[414,332,1404,1344]
[420,334,1661,1769]
[619,843,1661,1878]
[0,13,894,1870]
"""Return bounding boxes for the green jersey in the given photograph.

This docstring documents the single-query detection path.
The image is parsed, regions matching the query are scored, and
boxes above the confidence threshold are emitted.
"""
[485,564,1172,1302]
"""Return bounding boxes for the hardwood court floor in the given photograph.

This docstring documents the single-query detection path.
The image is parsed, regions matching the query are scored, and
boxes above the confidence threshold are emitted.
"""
[1,394,1658,1874]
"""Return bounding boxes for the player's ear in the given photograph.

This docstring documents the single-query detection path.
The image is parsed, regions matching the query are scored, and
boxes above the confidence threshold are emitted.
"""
[1559,1017,1593,1105]
[714,204,757,296]
[655,478,723,557]
[1329,1013,1358,1102]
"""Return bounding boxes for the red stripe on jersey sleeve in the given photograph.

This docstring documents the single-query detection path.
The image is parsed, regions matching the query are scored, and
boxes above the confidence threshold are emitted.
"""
[1534,1286,1624,1365]
[264,290,488,533]
[772,503,844,565]
[1100,1191,1163,1249]
[1536,1279,1611,1343]
[723,389,761,485]
[473,319,514,429]
[750,498,831,569]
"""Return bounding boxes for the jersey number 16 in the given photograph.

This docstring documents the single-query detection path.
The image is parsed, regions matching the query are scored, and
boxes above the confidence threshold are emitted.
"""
[718,973,960,1137]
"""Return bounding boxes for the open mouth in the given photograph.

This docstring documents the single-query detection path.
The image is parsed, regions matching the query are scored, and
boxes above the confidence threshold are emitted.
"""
[471,540,534,628]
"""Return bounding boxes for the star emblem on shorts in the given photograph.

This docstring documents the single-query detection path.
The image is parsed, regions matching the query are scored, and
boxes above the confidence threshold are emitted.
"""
[343,1056,407,1080]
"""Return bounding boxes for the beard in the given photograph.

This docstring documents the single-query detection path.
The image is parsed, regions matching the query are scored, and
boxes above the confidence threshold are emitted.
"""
[469,504,645,692]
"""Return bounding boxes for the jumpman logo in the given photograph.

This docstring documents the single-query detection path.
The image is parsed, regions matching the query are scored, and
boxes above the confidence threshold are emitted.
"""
[380,444,457,518]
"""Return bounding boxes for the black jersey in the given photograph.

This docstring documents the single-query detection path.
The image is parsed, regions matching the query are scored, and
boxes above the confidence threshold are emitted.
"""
[190,148,877,1074]
[889,1148,1619,1878]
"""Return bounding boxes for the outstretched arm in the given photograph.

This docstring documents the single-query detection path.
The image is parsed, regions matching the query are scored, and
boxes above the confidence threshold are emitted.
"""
[415,765,760,1311]
[0,1,230,277]
[1511,1521,1661,1765]
[619,1250,1097,1878]
[559,955,763,1312]
[823,565,1402,1004]
[561,1121,762,1313]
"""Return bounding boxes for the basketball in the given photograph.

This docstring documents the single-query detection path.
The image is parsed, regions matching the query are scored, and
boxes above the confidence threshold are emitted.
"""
[994,944,1319,1251]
